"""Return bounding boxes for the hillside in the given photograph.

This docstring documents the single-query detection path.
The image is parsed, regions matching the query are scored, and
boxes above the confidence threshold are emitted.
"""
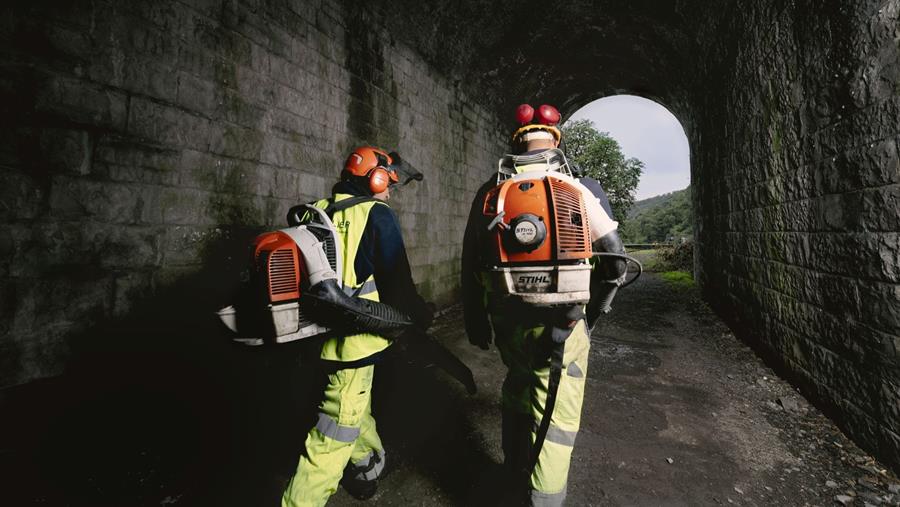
[620,186,693,243]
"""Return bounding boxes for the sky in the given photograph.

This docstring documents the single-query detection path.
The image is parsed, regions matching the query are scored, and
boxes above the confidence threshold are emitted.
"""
[567,95,690,201]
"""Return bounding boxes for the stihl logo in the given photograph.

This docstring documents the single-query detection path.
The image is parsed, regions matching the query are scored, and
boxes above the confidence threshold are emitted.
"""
[518,275,550,284]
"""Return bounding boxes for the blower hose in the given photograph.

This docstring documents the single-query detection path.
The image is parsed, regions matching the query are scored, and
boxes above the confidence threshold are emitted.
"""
[302,278,413,338]
[302,279,478,394]
[592,252,643,289]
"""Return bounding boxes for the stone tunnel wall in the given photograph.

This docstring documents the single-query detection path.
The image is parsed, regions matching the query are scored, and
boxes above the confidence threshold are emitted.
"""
[693,0,900,467]
[0,0,504,387]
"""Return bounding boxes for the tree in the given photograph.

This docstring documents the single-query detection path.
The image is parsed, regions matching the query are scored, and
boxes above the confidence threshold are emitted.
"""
[561,119,643,221]
[621,187,693,243]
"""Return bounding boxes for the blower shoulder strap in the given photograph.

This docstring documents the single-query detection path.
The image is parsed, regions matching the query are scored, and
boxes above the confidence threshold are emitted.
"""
[325,196,380,217]
[529,338,565,474]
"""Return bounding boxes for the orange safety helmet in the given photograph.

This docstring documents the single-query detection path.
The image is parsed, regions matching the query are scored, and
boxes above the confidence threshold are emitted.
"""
[343,146,400,194]
[511,104,562,143]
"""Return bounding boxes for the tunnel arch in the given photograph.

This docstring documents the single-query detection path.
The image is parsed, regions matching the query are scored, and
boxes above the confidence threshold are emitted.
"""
[1,0,898,476]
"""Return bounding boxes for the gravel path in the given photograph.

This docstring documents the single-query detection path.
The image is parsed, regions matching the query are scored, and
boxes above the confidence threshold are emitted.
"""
[330,272,900,506]
[3,272,898,506]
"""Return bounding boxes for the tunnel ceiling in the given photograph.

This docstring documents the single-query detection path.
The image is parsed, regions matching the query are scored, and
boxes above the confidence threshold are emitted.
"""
[372,0,738,124]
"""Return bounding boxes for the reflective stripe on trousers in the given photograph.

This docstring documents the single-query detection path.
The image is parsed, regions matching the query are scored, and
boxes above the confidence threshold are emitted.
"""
[492,314,590,506]
[346,449,386,482]
[282,365,384,507]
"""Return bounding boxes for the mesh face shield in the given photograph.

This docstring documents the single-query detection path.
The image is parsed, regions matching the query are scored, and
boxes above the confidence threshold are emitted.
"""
[386,151,424,186]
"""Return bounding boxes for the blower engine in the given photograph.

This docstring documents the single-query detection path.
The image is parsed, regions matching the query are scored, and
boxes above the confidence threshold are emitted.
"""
[217,203,411,345]
[482,149,594,307]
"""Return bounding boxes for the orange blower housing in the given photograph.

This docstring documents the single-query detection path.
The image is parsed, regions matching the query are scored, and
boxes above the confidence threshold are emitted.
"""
[253,231,304,303]
[217,204,344,345]
[482,175,593,306]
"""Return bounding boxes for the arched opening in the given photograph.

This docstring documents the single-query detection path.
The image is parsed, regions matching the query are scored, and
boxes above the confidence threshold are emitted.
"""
[568,95,690,202]
[565,94,693,272]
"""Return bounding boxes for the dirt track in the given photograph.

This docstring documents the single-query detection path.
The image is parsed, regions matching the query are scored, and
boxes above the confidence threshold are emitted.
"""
[329,272,900,506]
[4,272,899,506]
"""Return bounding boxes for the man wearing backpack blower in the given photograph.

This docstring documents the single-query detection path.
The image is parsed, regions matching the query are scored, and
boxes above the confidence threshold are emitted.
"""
[281,146,435,506]
[461,104,632,506]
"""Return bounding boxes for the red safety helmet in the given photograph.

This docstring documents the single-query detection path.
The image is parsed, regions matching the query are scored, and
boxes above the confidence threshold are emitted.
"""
[343,146,400,194]
[511,103,562,143]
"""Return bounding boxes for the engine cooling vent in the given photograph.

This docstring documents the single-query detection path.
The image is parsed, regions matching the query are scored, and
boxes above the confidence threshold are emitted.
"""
[323,235,337,272]
[548,179,591,260]
[309,227,338,273]
[268,247,300,302]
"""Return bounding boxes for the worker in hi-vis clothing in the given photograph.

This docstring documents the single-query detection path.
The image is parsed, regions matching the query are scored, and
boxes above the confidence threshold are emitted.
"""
[282,146,433,506]
[461,104,627,506]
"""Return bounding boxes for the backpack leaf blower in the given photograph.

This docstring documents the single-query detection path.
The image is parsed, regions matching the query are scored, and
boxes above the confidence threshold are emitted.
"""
[216,198,476,394]
[481,148,642,475]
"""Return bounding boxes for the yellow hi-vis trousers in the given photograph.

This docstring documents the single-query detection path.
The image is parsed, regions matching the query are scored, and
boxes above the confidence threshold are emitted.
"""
[492,311,590,507]
[282,364,385,507]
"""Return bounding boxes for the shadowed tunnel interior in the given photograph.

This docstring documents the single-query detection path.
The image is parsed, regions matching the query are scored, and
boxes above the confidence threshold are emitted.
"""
[1,0,898,503]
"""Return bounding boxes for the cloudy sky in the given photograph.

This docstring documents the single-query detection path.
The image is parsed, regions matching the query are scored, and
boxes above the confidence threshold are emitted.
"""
[567,95,690,200]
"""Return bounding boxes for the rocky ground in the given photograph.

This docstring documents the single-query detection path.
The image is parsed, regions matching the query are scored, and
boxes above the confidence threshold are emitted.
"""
[2,271,898,506]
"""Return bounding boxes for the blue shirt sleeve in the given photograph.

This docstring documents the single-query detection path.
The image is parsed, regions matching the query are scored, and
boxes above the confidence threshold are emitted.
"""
[357,203,431,326]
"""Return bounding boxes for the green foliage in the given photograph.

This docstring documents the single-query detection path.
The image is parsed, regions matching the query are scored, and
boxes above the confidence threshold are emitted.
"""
[621,186,693,243]
[562,119,643,220]
[660,270,695,288]
[656,240,694,272]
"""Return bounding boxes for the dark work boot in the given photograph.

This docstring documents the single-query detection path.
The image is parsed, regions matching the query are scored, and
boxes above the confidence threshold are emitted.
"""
[341,450,384,500]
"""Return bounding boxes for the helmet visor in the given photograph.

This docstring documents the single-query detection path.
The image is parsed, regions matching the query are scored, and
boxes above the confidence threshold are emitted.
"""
[387,151,424,186]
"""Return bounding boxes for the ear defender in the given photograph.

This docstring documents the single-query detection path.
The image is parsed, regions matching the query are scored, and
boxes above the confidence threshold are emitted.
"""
[344,146,399,194]
[368,167,391,194]
[516,104,536,125]
[535,104,561,125]
[512,104,563,144]
[515,104,561,126]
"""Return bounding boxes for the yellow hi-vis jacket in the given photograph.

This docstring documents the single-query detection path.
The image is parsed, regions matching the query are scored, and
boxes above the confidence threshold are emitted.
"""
[312,193,392,363]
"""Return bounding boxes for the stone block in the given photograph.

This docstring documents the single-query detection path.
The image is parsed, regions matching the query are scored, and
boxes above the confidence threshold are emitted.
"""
[234,65,276,106]
[259,136,303,169]
[177,44,218,80]
[160,187,209,225]
[94,224,164,270]
[175,71,221,117]
[0,169,46,222]
[261,166,303,200]
[161,225,213,267]
[48,175,152,225]
[39,129,93,176]
[292,171,326,202]
[93,140,181,187]
[208,123,264,160]
[120,56,179,101]
[859,184,900,231]
[219,88,268,128]
[857,281,900,335]
[127,97,211,151]
[194,12,253,66]
[34,74,128,130]
[178,150,220,191]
